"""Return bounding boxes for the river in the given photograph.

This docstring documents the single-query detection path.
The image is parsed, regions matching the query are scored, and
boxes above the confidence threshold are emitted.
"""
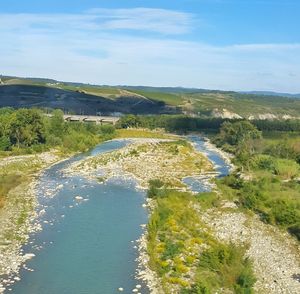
[7,136,230,294]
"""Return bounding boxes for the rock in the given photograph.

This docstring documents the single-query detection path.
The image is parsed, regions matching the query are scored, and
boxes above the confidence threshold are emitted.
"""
[136,284,141,289]
[118,287,124,291]
[75,196,83,201]
[23,253,35,260]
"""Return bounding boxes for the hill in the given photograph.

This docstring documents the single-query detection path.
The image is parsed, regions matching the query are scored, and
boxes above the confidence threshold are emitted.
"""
[1,75,300,118]
[0,77,177,115]
[241,91,300,99]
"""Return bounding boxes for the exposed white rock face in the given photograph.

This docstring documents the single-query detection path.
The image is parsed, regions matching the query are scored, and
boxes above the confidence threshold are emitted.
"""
[211,108,243,119]
[257,113,278,120]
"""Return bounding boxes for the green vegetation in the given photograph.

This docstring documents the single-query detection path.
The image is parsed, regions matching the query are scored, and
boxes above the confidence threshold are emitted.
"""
[115,128,176,139]
[3,76,300,117]
[147,183,256,293]
[128,89,183,106]
[0,108,116,155]
[186,92,300,118]
[212,121,300,240]
[0,107,117,209]
[56,84,121,98]
[117,114,300,135]
[0,174,23,208]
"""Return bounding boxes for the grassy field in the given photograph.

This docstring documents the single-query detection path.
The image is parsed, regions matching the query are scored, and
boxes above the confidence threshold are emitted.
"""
[127,90,183,106]
[56,84,121,98]
[186,92,300,117]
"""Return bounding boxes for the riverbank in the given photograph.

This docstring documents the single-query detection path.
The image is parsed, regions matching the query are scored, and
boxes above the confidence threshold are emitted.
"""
[202,204,300,293]
[0,151,73,293]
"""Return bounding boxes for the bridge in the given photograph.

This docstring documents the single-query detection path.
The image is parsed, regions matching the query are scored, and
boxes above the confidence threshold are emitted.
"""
[62,115,120,125]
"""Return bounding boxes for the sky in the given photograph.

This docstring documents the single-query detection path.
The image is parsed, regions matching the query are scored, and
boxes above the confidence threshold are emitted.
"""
[1,0,300,93]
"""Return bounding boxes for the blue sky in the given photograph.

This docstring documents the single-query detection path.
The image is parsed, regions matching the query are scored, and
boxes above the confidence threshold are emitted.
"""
[1,0,300,92]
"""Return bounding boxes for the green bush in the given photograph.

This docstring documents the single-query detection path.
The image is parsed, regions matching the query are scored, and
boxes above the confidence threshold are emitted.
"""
[0,136,11,151]
[147,179,165,198]
[273,158,299,179]
[288,224,300,241]
[100,124,115,135]
[161,240,184,260]
[181,281,211,294]
[250,155,276,172]
[196,192,220,209]
[197,244,256,293]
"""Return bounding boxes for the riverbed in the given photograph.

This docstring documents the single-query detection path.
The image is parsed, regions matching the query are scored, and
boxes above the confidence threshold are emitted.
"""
[4,136,231,294]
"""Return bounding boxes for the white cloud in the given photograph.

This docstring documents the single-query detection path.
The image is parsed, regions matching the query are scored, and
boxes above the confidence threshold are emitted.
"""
[0,9,299,93]
[0,8,194,35]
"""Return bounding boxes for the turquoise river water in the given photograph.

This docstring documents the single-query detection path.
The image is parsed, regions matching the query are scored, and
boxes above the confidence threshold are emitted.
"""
[6,136,230,294]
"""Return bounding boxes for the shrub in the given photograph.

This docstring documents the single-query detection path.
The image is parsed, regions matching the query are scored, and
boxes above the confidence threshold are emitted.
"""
[0,136,11,151]
[198,244,256,293]
[273,159,299,179]
[250,155,276,172]
[147,179,165,198]
[161,240,183,260]
[181,281,212,294]
[288,224,300,241]
[100,124,115,135]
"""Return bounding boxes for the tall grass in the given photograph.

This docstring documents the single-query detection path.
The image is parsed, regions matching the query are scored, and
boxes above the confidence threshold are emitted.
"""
[0,174,23,208]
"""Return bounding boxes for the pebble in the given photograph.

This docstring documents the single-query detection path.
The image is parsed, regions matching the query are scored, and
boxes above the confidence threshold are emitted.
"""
[118,287,124,291]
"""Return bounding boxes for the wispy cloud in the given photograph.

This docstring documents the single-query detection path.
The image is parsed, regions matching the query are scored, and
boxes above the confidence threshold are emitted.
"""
[0,8,299,93]
[0,8,194,35]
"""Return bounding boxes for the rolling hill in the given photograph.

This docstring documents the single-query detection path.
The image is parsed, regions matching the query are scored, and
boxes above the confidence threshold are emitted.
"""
[1,75,300,119]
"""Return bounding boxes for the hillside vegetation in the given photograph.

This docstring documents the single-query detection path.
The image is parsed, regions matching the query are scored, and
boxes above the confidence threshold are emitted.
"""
[1,75,300,118]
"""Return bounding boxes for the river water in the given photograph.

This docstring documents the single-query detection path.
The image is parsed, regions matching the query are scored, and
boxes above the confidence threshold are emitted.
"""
[7,136,230,294]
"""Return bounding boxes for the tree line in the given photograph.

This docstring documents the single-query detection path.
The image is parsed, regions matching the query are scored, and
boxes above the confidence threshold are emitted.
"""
[0,108,115,153]
[117,114,300,133]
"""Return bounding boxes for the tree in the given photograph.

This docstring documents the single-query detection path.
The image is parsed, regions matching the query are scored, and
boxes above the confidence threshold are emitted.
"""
[117,114,142,128]
[48,109,66,137]
[9,109,46,147]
